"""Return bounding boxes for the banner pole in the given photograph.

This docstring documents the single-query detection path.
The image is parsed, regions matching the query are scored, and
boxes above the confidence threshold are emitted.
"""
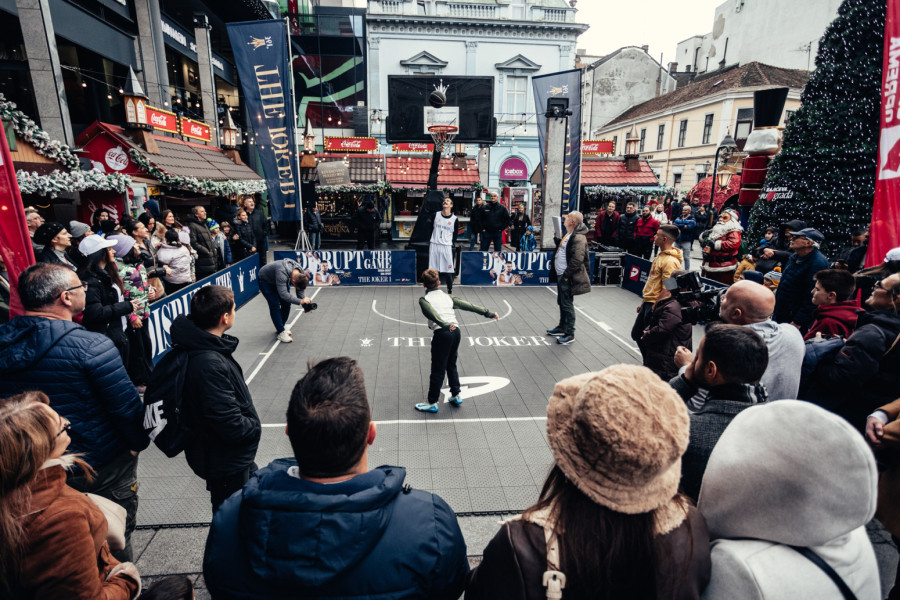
[285,16,311,251]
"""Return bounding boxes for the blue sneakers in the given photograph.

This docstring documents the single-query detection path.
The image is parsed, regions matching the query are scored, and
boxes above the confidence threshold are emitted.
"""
[449,395,463,406]
[557,335,575,345]
[415,402,439,413]
[546,327,565,337]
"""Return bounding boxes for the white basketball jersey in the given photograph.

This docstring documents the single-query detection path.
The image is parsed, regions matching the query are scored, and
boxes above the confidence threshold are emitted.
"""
[430,213,457,247]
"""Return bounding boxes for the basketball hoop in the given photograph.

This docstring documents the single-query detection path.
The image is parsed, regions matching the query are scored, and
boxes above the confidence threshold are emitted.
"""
[428,125,458,154]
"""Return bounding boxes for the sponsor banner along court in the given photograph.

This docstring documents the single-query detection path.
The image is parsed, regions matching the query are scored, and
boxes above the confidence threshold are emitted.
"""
[273,250,416,285]
[460,251,596,286]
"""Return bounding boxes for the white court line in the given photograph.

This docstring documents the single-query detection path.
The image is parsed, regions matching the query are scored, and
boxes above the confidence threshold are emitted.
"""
[372,299,512,326]
[545,287,641,356]
[261,416,547,427]
[245,287,323,385]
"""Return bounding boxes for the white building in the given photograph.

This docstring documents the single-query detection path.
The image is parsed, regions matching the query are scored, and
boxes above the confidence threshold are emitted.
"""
[675,0,842,76]
[365,0,588,190]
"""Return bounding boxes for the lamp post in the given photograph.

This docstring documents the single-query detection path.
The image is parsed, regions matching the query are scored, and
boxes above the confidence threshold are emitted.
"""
[708,129,737,221]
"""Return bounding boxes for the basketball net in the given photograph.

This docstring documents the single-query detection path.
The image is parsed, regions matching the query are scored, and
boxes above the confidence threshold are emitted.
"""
[428,125,458,155]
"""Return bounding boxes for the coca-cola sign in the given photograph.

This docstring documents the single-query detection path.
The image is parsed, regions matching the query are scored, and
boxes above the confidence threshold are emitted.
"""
[146,106,178,134]
[179,117,211,142]
[392,142,434,153]
[582,140,615,155]
[105,145,129,171]
[499,157,528,180]
[324,137,378,152]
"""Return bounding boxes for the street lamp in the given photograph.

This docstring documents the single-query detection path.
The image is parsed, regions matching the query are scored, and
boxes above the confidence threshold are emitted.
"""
[708,129,737,213]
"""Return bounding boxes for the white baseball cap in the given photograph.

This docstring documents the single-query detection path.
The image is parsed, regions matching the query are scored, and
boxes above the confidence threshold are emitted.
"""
[78,234,117,257]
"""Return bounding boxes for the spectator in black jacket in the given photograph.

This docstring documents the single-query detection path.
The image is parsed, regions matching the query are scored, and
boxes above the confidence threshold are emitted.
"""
[243,197,269,266]
[0,263,149,560]
[469,196,485,250]
[186,206,217,279]
[480,192,510,252]
[34,222,78,270]
[757,218,806,272]
[773,228,831,332]
[594,201,619,247]
[352,200,381,250]
[639,274,692,380]
[509,204,532,251]
[77,235,138,365]
[169,286,261,511]
[615,202,639,254]
[231,209,257,261]
[305,201,324,250]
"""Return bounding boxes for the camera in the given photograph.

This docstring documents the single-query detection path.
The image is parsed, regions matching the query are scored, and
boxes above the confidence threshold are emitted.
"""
[302,302,317,313]
[665,271,726,325]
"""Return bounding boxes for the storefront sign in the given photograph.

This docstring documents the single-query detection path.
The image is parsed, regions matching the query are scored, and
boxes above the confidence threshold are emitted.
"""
[146,106,178,134]
[81,131,142,176]
[274,250,416,285]
[582,139,615,155]
[180,117,212,142]
[499,157,528,181]
[149,255,260,362]
[227,19,300,221]
[317,161,351,185]
[392,142,434,153]
[104,145,130,171]
[324,137,379,152]
[460,251,595,286]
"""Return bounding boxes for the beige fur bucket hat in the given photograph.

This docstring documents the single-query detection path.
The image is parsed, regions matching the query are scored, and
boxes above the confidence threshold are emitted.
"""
[547,365,690,534]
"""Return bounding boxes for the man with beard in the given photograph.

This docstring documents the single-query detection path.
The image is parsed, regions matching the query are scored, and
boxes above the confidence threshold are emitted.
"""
[633,205,659,260]
[700,209,743,284]
[616,202,640,254]
[594,201,619,247]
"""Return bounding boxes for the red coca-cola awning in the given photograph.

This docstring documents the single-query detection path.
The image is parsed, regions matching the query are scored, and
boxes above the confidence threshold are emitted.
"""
[385,156,478,187]
[686,173,743,210]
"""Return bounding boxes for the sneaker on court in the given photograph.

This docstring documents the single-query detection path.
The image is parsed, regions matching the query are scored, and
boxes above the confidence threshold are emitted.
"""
[557,335,575,345]
[449,395,463,406]
[415,402,439,413]
[276,331,293,343]
[546,327,565,337]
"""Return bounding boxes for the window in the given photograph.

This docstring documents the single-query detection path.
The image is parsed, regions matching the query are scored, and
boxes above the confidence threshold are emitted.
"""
[702,114,714,144]
[612,135,617,154]
[677,119,688,147]
[784,110,795,126]
[639,128,646,152]
[506,76,527,116]
[657,124,665,150]
[734,107,754,149]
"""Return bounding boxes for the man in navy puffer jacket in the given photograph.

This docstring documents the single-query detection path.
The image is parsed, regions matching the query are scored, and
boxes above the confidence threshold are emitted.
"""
[0,263,148,560]
[204,356,469,599]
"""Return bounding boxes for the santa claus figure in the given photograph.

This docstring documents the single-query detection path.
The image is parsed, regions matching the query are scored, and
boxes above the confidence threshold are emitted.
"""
[700,208,743,284]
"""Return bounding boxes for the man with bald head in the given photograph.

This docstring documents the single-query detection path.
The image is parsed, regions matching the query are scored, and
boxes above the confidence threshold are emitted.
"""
[676,280,805,402]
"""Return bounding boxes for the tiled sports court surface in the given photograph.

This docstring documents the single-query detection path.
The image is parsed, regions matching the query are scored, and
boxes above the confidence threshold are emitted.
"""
[137,283,648,526]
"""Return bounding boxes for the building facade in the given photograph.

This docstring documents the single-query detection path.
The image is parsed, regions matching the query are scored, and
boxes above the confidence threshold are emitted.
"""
[365,0,587,191]
[594,62,808,196]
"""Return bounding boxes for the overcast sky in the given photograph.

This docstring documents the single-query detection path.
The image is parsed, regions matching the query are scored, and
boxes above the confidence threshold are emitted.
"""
[573,1,726,65]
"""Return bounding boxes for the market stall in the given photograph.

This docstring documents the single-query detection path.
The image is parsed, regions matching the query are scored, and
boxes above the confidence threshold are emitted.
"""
[314,153,388,241]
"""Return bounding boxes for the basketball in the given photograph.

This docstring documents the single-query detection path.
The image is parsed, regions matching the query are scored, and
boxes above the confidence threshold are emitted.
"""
[429,89,447,109]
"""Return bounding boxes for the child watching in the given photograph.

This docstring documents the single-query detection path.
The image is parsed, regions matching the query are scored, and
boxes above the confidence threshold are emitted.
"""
[804,268,859,340]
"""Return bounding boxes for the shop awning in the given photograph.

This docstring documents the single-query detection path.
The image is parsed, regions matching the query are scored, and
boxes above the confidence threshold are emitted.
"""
[686,173,743,210]
[385,156,479,187]
[580,157,659,186]
[316,153,384,184]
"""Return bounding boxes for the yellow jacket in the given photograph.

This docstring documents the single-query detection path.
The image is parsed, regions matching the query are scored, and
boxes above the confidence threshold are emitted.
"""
[642,247,684,303]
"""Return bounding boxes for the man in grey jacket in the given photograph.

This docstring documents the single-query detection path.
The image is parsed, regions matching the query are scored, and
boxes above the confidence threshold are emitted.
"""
[675,280,804,405]
[258,258,311,342]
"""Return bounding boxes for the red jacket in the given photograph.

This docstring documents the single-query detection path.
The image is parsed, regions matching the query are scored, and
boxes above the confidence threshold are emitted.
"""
[594,211,620,239]
[804,301,860,340]
[703,230,742,269]
[634,215,660,239]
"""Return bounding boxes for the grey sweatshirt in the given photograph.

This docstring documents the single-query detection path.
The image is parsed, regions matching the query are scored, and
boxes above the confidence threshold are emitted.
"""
[258,259,306,305]
[745,319,805,401]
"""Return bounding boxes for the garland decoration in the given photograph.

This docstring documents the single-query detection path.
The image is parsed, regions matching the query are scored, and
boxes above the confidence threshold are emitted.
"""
[17,169,132,197]
[583,185,675,197]
[129,149,267,196]
[0,94,80,170]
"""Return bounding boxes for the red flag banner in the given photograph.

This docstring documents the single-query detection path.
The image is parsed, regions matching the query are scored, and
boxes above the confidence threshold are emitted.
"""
[871,0,900,266]
[0,119,35,317]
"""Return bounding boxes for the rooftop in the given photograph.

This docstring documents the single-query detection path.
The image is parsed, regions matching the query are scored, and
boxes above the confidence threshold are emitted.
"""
[385,156,479,187]
[581,157,659,187]
[317,153,384,184]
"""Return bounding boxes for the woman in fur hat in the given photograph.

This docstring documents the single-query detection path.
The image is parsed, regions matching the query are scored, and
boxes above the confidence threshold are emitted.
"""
[466,365,711,600]
[0,391,141,599]
[700,208,743,285]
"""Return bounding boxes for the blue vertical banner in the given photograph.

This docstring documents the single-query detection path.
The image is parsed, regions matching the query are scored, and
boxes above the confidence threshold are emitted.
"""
[533,69,583,214]
[227,20,301,221]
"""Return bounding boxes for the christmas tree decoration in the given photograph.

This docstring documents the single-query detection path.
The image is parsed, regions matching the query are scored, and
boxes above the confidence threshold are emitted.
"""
[749,0,885,255]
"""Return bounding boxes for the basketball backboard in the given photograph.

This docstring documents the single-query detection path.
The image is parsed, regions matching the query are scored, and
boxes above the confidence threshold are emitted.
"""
[386,75,496,144]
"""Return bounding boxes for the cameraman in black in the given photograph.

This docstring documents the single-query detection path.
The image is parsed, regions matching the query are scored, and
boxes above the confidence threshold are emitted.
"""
[258,258,313,343]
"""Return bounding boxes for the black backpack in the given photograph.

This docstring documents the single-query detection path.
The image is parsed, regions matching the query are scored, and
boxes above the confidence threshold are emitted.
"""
[143,348,197,457]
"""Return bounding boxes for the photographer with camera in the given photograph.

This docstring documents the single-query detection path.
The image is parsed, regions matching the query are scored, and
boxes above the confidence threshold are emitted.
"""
[631,225,683,343]
[673,280,804,404]
[258,258,313,343]
[639,271,692,380]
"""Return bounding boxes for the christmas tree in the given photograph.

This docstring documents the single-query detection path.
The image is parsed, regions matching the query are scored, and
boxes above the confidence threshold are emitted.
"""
[748,0,885,256]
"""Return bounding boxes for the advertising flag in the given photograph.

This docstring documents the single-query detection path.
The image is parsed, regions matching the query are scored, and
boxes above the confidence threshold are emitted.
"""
[227,20,301,221]
[0,119,35,317]
[870,0,900,266]
[533,69,583,214]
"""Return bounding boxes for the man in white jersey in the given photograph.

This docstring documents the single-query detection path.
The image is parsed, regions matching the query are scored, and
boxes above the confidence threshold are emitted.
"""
[429,196,458,293]
[415,269,498,413]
